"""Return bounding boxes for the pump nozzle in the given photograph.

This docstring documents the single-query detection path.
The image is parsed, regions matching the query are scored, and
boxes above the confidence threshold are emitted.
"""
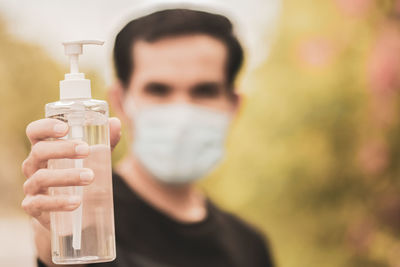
[62,40,104,74]
[60,40,104,100]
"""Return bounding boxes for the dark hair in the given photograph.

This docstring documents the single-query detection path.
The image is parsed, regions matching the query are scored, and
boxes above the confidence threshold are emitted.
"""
[113,8,244,90]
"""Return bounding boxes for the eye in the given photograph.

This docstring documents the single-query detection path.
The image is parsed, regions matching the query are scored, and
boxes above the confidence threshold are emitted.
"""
[191,83,221,98]
[144,82,171,97]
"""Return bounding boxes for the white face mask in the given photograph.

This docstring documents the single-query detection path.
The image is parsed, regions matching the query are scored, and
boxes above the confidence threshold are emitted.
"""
[125,100,232,184]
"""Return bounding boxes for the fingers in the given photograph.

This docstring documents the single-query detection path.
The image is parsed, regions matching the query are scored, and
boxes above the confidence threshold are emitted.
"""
[23,168,94,195]
[22,140,90,178]
[33,212,51,230]
[109,117,121,151]
[21,194,81,218]
[26,118,69,145]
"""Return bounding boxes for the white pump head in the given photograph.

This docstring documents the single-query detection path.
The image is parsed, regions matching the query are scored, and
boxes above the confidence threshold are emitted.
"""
[60,40,104,100]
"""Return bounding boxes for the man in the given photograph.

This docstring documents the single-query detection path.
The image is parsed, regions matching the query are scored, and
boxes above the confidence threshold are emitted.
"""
[22,8,274,267]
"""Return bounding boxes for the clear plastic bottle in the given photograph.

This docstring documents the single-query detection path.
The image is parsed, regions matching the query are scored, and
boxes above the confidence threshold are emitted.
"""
[45,40,116,264]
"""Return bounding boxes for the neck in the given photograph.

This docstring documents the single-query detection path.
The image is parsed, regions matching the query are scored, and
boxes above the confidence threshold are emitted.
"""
[116,154,207,223]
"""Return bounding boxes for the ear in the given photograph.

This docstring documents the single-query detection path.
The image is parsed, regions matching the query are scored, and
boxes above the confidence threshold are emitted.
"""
[108,81,129,122]
[229,90,242,116]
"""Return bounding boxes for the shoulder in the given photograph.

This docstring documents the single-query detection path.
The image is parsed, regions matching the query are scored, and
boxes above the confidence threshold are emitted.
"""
[209,202,275,266]
[209,202,264,241]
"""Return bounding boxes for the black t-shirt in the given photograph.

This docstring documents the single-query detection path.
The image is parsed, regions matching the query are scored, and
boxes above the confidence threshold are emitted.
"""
[39,172,274,267]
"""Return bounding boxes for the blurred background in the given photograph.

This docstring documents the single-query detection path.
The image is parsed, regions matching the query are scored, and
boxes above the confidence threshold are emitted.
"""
[1,0,400,266]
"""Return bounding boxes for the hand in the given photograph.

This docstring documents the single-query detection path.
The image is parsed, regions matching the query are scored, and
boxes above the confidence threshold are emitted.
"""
[21,117,121,230]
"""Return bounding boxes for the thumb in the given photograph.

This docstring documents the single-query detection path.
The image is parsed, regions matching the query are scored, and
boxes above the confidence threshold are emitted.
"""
[109,117,122,151]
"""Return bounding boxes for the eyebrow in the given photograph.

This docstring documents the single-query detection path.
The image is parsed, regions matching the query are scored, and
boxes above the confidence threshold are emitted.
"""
[190,82,225,91]
[144,82,173,91]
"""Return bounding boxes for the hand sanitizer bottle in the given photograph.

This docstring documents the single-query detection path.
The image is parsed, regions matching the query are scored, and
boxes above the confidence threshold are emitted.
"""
[46,40,116,264]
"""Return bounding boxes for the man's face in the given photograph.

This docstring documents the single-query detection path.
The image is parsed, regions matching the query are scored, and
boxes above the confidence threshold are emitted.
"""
[124,34,237,112]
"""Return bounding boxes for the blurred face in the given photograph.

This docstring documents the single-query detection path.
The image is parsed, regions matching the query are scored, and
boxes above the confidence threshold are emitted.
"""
[124,34,237,112]
[112,34,239,183]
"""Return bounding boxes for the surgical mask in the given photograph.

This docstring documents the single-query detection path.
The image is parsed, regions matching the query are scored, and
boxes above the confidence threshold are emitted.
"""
[125,101,232,184]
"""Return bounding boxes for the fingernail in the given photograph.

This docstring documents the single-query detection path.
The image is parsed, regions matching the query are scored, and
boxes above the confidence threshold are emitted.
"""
[68,196,81,205]
[75,143,89,155]
[80,170,94,183]
[53,123,68,134]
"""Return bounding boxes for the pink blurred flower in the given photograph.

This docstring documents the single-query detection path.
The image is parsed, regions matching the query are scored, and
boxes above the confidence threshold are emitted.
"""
[368,23,400,96]
[358,140,388,175]
[366,22,400,127]
[335,0,373,17]
[346,218,375,254]
[297,37,336,68]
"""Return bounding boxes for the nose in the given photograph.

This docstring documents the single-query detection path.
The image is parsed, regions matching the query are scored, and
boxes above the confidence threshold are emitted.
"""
[169,92,193,104]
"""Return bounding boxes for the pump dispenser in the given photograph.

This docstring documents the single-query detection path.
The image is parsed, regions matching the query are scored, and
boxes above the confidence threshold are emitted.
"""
[45,40,116,264]
[60,40,103,99]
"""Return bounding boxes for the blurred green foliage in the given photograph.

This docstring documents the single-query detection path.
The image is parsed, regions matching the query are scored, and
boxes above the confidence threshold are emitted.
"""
[2,1,400,266]
[204,1,400,266]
